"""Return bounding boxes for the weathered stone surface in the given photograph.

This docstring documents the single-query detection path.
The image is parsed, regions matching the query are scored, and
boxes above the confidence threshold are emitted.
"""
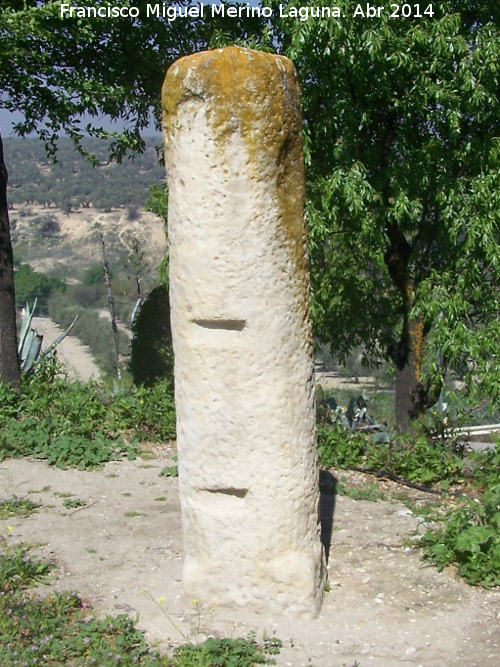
[162,46,325,616]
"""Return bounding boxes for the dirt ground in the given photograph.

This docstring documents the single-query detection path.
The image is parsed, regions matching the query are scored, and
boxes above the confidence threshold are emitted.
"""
[13,204,167,277]
[31,317,102,383]
[2,449,500,667]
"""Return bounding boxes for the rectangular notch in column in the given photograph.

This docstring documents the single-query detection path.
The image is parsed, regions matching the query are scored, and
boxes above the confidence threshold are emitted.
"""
[192,319,246,331]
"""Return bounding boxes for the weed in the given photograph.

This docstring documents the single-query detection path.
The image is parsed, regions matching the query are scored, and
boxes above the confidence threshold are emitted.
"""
[0,545,282,666]
[62,497,86,509]
[0,371,175,470]
[0,371,136,469]
[318,423,500,587]
[160,465,178,478]
[317,424,465,487]
[317,425,367,470]
[172,634,282,666]
[28,485,51,494]
[419,484,500,587]
[107,380,176,443]
[0,496,40,520]
[336,480,384,502]
[0,545,51,589]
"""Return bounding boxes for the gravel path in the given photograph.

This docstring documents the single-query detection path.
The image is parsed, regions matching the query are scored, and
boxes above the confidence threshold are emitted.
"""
[2,453,500,666]
[32,316,101,382]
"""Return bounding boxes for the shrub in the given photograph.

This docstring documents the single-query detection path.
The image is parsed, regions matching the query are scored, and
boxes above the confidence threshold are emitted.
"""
[420,483,500,587]
[0,360,174,468]
[317,423,465,486]
[15,263,65,310]
[107,380,176,442]
[82,263,108,287]
[130,285,174,387]
[317,424,367,469]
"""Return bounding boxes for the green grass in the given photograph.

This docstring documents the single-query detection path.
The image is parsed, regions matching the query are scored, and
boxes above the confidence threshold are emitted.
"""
[160,465,178,478]
[3,360,500,605]
[317,418,500,587]
[62,497,86,510]
[336,478,384,502]
[0,361,176,470]
[317,423,466,487]
[0,497,40,520]
[0,545,282,666]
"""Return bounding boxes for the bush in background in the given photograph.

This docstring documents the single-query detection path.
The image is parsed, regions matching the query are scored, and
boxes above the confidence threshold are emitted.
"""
[0,358,175,469]
[130,285,173,387]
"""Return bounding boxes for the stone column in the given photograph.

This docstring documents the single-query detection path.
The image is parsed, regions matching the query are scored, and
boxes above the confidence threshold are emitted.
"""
[162,46,325,616]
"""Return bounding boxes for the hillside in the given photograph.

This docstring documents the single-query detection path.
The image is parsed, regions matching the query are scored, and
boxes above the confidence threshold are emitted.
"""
[11,203,167,278]
[6,135,167,275]
[5,135,165,212]
[5,136,168,377]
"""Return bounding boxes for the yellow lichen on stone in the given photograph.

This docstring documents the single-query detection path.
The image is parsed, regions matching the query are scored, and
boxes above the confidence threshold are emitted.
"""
[162,47,299,158]
[162,46,308,297]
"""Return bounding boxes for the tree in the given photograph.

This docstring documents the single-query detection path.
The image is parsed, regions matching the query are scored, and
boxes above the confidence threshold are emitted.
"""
[14,263,64,309]
[0,0,205,387]
[1,1,265,386]
[0,133,19,386]
[130,285,173,387]
[266,0,500,430]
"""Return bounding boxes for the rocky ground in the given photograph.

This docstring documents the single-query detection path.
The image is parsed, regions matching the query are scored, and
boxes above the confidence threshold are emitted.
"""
[2,451,500,667]
[10,311,500,665]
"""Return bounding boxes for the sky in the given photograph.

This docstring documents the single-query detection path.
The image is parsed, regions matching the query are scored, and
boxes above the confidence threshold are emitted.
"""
[1,110,24,137]
[0,109,148,138]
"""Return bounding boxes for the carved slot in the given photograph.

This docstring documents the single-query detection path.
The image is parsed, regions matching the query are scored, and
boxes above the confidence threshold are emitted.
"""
[193,319,246,331]
[202,487,248,498]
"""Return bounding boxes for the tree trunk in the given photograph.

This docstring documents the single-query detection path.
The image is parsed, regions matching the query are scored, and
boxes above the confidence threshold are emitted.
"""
[384,223,429,432]
[395,320,425,432]
[0,132,20,389]
[97,229,121,379]
[394,316,425,432]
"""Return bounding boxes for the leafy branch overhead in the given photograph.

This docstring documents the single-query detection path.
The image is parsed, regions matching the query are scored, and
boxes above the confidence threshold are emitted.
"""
[263,0,500,428]
[0,0,266,389]
[2,0,191,156]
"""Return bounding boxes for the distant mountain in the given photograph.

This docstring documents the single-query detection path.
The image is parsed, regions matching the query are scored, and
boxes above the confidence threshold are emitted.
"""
[5,135,165,213]
[6,136,167,276]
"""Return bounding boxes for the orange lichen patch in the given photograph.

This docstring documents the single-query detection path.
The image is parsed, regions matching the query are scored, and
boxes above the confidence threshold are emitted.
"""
[161,46,307,280]
[162,47,300,158]
[409,314,426,384]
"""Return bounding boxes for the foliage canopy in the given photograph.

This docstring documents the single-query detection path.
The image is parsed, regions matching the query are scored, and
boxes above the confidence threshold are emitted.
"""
[264,0,500,428]
[0,0,266,386]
